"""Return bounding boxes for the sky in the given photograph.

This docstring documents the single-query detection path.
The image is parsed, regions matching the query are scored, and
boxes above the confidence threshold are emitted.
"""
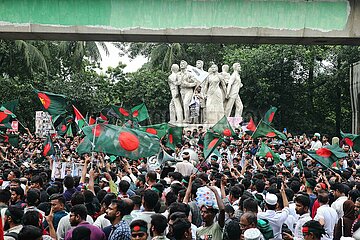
[98,43,148,73]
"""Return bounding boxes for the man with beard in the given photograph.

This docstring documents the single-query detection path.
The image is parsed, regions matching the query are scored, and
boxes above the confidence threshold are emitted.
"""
[105,199,134,240]
[4,206,24,240]
[10,187,24,207]
[64,205,105,240]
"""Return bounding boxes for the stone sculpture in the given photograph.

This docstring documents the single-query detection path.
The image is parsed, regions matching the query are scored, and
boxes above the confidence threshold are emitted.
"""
[225,62,243,117]
[168,64,183,123]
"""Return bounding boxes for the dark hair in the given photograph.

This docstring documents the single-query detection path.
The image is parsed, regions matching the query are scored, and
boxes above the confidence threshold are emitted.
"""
[70,204,87,221]
[22,211,41,227]
[101,193,117,207]
[169,172,183,182]
[317,191,329,204]
[151,214,168,235]
[230,186,242,199]
[332,183,345,193]
[295,194,310,209]
[255,179,265,193]
[96,190,108,203]
[241,212,257,226]
[112,199,134,216]
[143,190,159,210]
[63,176,75,189]
[130,195,141,206]
[243,198,258,213]
[6,206,24,224]
[290,180,301,193]
[242,178,251,190]
[30,175,43,187]
[168,202,190,217]
[225,219,241,240]
[302,220,325,239]
[49,193,66,205]
[165,191,177,207]
[0,189,11,203]
[118,180,130,193]
[71,192,85,206]
[18,225,42,240]
[130,219,148,232]
[26,189,40,206]
[72,226,91,240]
[172,218,191,240]
[146,171,157,182]
[11,186,24,199]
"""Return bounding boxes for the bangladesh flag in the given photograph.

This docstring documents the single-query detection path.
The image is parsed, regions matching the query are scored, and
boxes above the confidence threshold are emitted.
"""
[131,103,149,122]
[256,142,281,164]
[245,117,257,133]
[56,116,73,137]
[252,120,287,140]
[203,131,223,159]
[72,105,87,131]
[306,144,348,169]
[139,123,169,138]
[43,135,55,156]
[263,106,277,125]
[76,136,94,155]
[111,105,132,120]
[340,131,360,152]
[34,89,68,117]
[0,106,16,124]
[166,127,183,150]
[82,123,160,159]
[0,133,19,147]
[212,116,235,137]
[1,99,18,113]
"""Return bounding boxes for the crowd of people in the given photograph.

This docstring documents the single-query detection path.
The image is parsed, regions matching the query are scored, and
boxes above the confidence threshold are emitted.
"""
[0,126,359,240]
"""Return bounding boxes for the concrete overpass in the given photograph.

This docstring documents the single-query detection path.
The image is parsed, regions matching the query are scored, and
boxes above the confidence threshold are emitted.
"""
[0,0,359,45]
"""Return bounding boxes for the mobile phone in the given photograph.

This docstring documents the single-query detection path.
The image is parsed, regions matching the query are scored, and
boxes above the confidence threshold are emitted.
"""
[276,178,282,189]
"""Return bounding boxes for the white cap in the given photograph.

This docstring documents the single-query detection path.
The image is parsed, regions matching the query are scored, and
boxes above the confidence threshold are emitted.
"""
[244,228,261,240]
[314,133,321,138]
[265,193,278,205]
[100,177,109,183]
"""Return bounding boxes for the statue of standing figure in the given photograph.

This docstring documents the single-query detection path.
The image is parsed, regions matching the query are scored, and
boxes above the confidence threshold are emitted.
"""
[168,64,183,123]
[202,64,227,124]
[177,60,197,123]
[225,62,243,117]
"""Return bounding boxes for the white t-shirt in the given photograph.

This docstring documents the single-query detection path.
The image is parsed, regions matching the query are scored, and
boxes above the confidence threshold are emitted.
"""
[331,196,348,221]
[314,204,337,240]
[93,213,111,229]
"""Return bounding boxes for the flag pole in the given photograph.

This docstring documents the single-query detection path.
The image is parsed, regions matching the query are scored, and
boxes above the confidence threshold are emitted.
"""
[90,118,98,169]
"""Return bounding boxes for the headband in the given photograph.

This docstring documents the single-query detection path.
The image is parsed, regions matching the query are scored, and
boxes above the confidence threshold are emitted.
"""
[131,225,148,233]
[151,187,161,194]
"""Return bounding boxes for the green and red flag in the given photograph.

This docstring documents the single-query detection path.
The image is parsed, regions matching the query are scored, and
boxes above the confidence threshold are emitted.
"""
[0,106,16,124]
[245,117,257,133]
[138,123,169,138]
[111,105,132,120]
[252,120,287,140]
[76,136,94,155]
[166,127,183,150]
[89,116,96,125]
[56,116,73,137]
[340,131,360,152]
[203,131,223,159]
[306,144,348,169]
[263,106,277,125]
[43,135,55,156]
[82,123,160,159]
[256,142,281,164]
[34,89,68,117]
[131,103,149,122]
[72,105,87,131]
[0,132,19,147]
[1,99,18,113]
[212,116,235,137]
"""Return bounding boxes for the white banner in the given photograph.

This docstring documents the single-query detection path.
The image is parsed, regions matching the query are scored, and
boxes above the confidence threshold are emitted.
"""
[187,65,209,82]
[35,111,55,137]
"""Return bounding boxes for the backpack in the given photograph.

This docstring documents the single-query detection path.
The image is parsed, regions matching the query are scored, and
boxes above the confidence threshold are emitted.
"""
[4,232,18,240]
[257,219,274,240]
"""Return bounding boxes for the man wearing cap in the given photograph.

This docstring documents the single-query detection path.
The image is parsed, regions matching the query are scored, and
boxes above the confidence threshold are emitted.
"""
[257,184,289,238]
[175,152,196,176]
[310,133,322,151]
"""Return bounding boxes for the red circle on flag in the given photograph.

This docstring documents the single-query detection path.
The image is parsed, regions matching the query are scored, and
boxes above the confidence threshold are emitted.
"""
[43,143,51,156]
[265,152,273,158]
[316,148,332,158]
[0,112,7,123]
[132,110,139,117]
[344,138,354,147]
[169,134,173,144]
[38,93,51,109]
[119,108,129,117]
[208,138,219,149]
[92,125,102,137]
[223,129,232,137]
[146,128,157,135]
[118,132,140,151]
[268,112,275,123]
[266,132,276,138]
[61,125,67,132]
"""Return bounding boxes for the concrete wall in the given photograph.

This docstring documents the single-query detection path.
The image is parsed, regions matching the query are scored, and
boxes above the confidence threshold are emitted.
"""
[0,0,358,44]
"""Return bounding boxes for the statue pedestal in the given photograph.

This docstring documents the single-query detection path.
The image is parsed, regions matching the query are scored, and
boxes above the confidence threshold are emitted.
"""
[169,117,243,131]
